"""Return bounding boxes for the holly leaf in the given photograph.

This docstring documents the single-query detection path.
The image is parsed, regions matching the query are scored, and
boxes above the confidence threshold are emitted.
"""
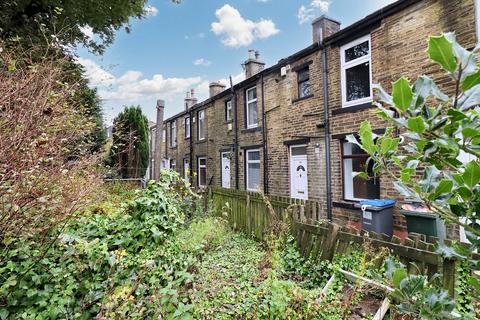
[428,34,457,73]
[462,160,480,189]
[359,121,375,154]
[392,77,413,112]
[407,116,426,133]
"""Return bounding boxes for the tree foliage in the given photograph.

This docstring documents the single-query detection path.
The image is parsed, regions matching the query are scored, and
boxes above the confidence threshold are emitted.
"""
[350,33,480,318]
[107,106,150,179]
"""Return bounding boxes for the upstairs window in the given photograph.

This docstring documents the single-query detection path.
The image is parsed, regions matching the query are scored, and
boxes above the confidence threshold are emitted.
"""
[198,110,205,141]
[246,87,258,129]
[246,149,261,191]
[342,141,379,200]
[170,121,176,147]
[198,157,207,187]
[225,100,232,122]
[297,67,311,99]
[340,34,372,108]
[185,116,190,138]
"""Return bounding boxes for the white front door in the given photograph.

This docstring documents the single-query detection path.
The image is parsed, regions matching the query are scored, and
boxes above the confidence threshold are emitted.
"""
[290,146,308,200]
[221,152,231,188]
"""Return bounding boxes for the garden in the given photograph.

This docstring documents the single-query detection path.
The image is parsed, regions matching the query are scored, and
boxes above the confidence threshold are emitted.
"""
[1,169,476,319]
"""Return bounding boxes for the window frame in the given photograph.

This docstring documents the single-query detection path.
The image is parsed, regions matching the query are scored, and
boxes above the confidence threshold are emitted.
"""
[170,159,176,171]
[225,100,233,122]
[297,67,311,99]
[197,110,205,141]
[170,121,176,147]
[162,128,166,143]
[340,34,373,108]
[341,140,379,201]
[245,149,261,192]
[197,156,207,187]
[245,87,258,129]
[183,158,190,184]
[477,0,480,41]
[184,116,190,139]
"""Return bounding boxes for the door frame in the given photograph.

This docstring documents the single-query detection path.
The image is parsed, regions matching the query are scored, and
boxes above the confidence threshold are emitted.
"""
[220,151,231,188]
[289,144,308,200]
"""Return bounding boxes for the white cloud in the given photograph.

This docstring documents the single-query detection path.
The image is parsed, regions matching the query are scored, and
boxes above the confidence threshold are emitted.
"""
[211,4,279,48]
[298,0,331,24]
[76,57,115,87]
[311,0,330,12]
[117,70,142,85]
[143,5,159,17]
[218,71,246,88]
[79,25,94,40]
[193,58,212,67]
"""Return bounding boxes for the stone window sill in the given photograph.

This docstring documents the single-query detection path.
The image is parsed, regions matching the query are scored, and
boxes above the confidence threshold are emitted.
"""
[241,126,262,134]
[331,102,373,115]
[292,94,313,104]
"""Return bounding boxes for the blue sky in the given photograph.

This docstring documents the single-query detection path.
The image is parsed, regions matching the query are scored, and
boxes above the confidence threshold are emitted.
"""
[77,0,395,125]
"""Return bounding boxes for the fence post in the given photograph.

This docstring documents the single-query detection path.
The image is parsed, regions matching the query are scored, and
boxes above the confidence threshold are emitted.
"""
[246,193,251,234]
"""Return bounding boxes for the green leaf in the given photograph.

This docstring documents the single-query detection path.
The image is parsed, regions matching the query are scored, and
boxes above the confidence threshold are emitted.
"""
[353,171,369,179]
[461,69,480,91]
[431,180,453,199]
[392,268,408,287]
[414,75,449,101]
[458,84,480,111]
[407,116,426,133]
[462,160,480,189]
[462,127,480,139]
[359,121,375,154]
[379,137,400,155]
[392,77,413,112]
[427,34,457,73]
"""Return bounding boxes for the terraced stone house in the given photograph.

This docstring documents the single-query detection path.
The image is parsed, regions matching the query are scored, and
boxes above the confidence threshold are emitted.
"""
[152,0,478,237]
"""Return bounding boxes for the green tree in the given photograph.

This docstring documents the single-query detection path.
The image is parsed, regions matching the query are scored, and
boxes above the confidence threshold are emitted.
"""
[107,106,149,179]
[351,33,479,318]
[0,0,181,54]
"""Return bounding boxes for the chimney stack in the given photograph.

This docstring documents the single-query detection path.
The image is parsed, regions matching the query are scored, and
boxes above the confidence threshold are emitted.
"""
[184,89,198,111]
[154,99,165,180]
[209,81,226,98]
[312,15,341,43]
[243,49,265,78]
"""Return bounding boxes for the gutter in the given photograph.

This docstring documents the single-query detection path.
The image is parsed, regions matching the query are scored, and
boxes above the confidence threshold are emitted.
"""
[261,74,269,194]
[321,44,333,221]
[230,76,239,190]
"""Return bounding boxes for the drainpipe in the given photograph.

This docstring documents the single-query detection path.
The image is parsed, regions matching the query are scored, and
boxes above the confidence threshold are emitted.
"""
[321,44,333,222]
[189,109,193,185]
[230,76,239,190]
[261,74,269,194]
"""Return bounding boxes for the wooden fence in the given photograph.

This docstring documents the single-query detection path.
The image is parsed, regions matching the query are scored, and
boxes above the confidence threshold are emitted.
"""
[205,187,475,297]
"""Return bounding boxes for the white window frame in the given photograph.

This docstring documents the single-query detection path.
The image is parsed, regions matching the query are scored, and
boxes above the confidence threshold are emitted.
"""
[198,110,205,141]
[183,158,190,184]
[477,0,480,41]
[340,34,373,108]
[170,159,176,170]
[246,149,261,191]
[185,116,190,138]
[170,121,176,147]
[226,100,232,122]
[162,129,166,143]
[197,156,207,187]
[246,87,258,129]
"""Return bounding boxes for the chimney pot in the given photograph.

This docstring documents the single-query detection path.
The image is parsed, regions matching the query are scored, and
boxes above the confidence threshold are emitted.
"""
[312,15,341,44]
[209,81,226,98]
[156,99,165,108]
[244,49,265,78]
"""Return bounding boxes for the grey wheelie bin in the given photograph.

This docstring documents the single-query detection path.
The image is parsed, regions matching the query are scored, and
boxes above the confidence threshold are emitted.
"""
[355,199,396,237]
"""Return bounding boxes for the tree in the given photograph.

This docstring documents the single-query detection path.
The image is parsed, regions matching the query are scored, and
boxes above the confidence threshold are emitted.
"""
[350,33,480,318]
[107,106,149,179]
[0,0,180,54]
